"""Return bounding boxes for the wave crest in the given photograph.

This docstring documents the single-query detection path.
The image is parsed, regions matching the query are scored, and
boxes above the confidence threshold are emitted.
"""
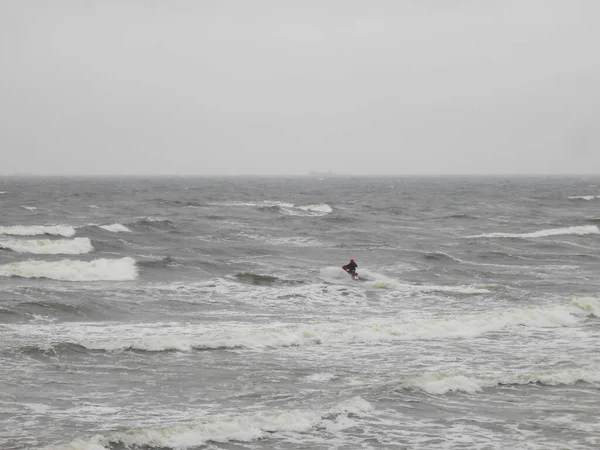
[0,237,93,254]
[57,397,372,450]
[34,299,596,353]
[569,195,600,201]
[470,225,600,239]
[225,201,333,216]
[0,225,76,237]
[403,365,600,395]
[98,223,131,233]
[0,257,137,281]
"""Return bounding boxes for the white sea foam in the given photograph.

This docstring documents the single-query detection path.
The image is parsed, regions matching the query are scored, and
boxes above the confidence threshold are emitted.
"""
[239,232,323,247]
[0,225,76,237]
[569,195,600,200]
[220,201,333,216]
[471,225,600,239]
[404,365,600,395]
[306,372,337,383]
[0,257,137,281]
[570,296,600,317]
[297,203,333,215]
[98,223,131,233]
[0,237,93,254]
[318,267,490,293]
[29,298,597,352]
[21,206,37,210]
[54,397,372,450]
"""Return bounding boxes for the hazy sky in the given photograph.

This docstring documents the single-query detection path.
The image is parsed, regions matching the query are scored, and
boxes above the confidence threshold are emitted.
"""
[1,0,598,176]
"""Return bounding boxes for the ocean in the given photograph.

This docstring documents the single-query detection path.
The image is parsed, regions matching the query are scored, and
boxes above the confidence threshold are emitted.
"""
[1,176,599,450]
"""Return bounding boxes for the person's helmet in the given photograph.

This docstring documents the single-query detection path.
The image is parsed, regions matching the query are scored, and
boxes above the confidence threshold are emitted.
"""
[350,258,354,261]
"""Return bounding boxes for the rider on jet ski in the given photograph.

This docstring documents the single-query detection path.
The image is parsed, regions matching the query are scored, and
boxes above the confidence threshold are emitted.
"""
[342,258,357,275]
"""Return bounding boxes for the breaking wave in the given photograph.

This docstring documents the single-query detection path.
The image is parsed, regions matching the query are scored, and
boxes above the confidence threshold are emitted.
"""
[98,223,131,233]
[470,225,600,239]
[28,298,598,352]
[0,257,138,281]
[224,201,333,216]
[0,225,76,237]
[56,397,372,450]
[569,195,600,201]
[130,217,175,229]
[0,237,93,254]
[402,365,600,395]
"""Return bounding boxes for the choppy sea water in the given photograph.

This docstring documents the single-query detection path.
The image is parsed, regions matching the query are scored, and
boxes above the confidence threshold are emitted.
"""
[1,176,599,450]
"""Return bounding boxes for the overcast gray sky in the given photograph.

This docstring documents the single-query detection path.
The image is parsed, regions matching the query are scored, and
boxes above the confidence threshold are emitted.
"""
[1,0,598,176]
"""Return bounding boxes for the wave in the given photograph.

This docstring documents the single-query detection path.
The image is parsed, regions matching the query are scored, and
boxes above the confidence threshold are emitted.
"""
[569,195,600,201]
[130,217,175,229]
[422,252,459,262]
[137,256,179,269]
[21,300,86,314]
[0,225,76,237]
[224,201,333,217]
[98,223,131,233]
[55,396,372,450]
[30,298,597,353]
[0,257,138,281]
[402,365,600,395]
[0,237,93,254]
[403,283,494,295]
[235,272,279,285]
[238,232,323,247]
[470,225,600,239]
[21,206,37,210]
[258,202,333,216]
[296,203,333,215]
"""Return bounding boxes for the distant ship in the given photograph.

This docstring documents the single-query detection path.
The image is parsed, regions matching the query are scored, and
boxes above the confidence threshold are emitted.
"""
[308,169,336,177]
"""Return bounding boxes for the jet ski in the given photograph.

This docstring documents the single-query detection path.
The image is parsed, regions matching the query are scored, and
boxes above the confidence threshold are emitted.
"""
[343,267,360,280]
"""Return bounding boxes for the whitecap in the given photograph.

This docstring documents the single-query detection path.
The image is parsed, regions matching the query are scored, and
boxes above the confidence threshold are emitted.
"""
[98,224,131,233]
[470,225,599,239]
[0,257,137,281]
[0,237,93,255]
[0,225,76,237]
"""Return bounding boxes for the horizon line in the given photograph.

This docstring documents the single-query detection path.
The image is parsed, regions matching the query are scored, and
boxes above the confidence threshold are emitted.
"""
[2,172,600,178]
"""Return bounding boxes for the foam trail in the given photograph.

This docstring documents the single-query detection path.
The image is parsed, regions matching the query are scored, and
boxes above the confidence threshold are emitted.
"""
[471,225,599,239]
[98,223,131,233]
[0,237,93,254]
[0,225,76,237]
[319,267,490,293]
[0,257,137,281]
[403,365,600,395]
